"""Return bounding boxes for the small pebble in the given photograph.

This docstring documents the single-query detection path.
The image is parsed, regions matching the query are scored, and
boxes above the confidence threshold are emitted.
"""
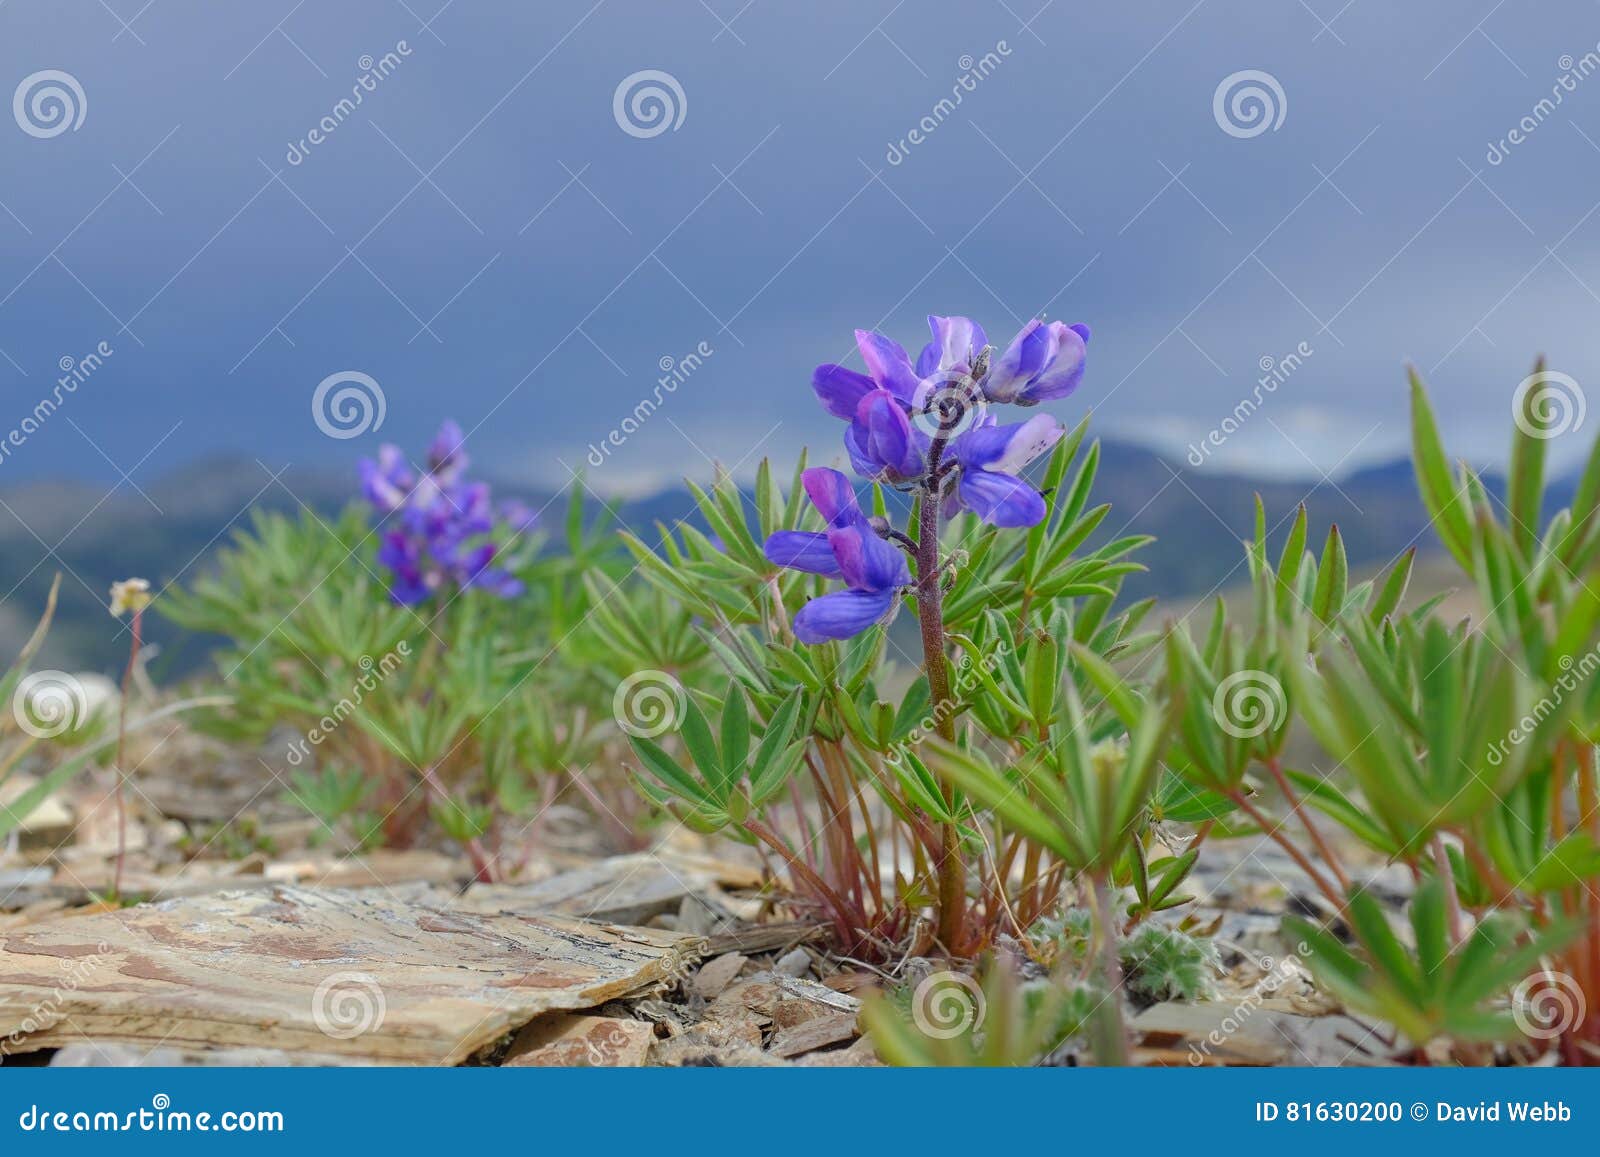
[773,948,811,978]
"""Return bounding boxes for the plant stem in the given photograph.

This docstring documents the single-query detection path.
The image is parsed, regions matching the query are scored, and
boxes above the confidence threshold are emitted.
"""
[916,430,964,952]
[1091,872,1131,1066]
[743,818,860,948]
[419,764,494,882]
[1431,833,1464,945]
[1265,757,1351,891]
[1226,788,1346,913]
[112,608,141,901]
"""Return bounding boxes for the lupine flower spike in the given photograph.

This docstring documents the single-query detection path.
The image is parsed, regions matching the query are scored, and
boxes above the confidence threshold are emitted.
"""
[359,420,533,605]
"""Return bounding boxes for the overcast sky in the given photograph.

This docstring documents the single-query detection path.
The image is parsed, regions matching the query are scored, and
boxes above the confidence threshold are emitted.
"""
[3,0,1600,495]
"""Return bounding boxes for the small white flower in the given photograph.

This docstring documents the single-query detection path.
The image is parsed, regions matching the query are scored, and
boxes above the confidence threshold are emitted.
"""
[109,577,151,618]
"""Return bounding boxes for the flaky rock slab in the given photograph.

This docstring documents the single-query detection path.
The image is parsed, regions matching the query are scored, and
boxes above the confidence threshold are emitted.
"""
[0,885,701,1065]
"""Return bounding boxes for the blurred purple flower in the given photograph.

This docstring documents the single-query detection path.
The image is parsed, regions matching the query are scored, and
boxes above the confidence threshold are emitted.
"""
[359,421,532,605]
[763,467,911,643]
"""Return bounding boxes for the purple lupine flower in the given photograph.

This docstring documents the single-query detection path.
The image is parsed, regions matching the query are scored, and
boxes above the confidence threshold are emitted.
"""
[359,421,531,605]
[946,414,1065,528]
[981,320,1090,406]
[763,467,911,643]
[916,314,988,377]
[845,389,928,484]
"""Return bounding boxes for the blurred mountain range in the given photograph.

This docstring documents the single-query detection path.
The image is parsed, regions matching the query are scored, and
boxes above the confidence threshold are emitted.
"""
[0,441,1551,677]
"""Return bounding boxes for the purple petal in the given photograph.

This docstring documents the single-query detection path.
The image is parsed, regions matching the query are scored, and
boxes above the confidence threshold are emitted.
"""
[389,576,432,605]
[927,315,987,373]
[861,391,920,472]
[360,445,413,511]
[377,530,418,571]
[827,520,911,592]
[469,567,525,599]
[764,530,844,577]
[498,499,539,534]
[801,467,864,527]
[427,420,468,476]
[793,588,899,644]
[849,390,926,482]
[955,414,1064,474]
[957,470,1048,528]
[812,364,876,421]
[1017,322,1087,405]
[984,320,1057,403]
[915,341,940,378]
[854,329,921,406]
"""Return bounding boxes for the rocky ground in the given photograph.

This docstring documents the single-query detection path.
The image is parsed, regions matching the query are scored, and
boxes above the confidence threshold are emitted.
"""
[0,723,1407,1068]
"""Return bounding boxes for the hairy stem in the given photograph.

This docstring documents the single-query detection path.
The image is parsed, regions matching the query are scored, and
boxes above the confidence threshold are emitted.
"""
[1091,872,1131,1066]
[916,430,964,952]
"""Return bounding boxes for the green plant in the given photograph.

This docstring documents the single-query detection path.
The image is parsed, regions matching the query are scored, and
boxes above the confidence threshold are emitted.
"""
[861,959,1100,1066]
[160,484,662,878]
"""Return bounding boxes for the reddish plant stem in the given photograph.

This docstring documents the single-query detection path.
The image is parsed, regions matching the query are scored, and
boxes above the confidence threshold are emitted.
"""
[916,434,964,953]
[1578,744,1600,1033]
[419,764,494,883]
[1265,756,1351,891]
[1226,788,1346,913]
[566,767,636,852]
[743,818,860,948]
